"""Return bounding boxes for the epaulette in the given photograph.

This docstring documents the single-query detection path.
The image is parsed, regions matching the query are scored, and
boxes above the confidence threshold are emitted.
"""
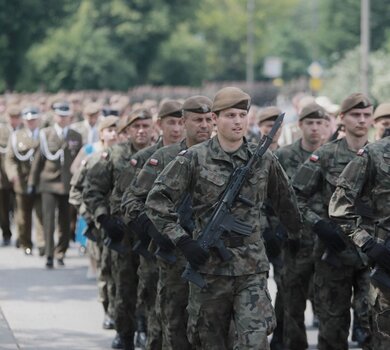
[178,149,188,156]
[310,154,319,162]
[357,148,365,156]
[130,158,138,166]
[149,158,158,166]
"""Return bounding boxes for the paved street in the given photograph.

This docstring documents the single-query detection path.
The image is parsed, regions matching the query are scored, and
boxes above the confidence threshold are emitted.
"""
[0,239,361,349]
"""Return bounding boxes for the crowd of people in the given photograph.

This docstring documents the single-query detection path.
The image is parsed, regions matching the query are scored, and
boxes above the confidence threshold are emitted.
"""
[0,87,389,350]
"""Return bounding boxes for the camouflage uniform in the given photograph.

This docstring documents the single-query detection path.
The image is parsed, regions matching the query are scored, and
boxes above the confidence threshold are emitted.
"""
[123,139,191,350]
[83,140,140,349]
[329,136,390,349]
[119,139,165,350]
[292,137,371,350]
[275,139,319,349]
[146,136,302,350]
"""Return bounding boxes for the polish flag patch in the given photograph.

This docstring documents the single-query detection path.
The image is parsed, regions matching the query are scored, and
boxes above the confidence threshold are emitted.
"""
[149,158,159,166]
[357,148,365,156]
[130,159,138,166]
[310,154,319,162]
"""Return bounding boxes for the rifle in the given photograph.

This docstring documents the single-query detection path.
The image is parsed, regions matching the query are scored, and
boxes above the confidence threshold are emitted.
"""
[182,113,285,288]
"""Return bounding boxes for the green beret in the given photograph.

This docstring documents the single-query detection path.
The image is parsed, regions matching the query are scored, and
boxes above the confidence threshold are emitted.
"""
[98,116,118,132]
[299,102,327,121]
[374,103,390,121]
[158,100,183,119]
[127,108,153,126]
[340,93,372,114]
[182,95,212,114]
[212,87,251,113]
[257,106,281,124]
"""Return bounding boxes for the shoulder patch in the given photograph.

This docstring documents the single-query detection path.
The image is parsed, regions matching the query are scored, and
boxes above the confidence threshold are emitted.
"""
[149,158,158,166]
[178,149,187,156]
[130,158,138,166]
[101,151,109,160]
[357,148,365,156]
[310,154,319,162]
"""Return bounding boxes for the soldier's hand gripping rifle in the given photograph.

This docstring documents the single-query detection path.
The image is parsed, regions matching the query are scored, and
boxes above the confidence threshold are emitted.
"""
[181,113,285,289]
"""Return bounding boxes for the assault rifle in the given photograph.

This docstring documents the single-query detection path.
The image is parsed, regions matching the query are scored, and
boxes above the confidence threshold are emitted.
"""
[182,113,285,288]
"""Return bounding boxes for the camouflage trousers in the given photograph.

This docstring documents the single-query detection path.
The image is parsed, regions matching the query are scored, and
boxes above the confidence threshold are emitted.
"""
[314,260,370,350]
[369,286,390,349]
[111,237,139,344]
[187,272,276,350]
[283,245,315,350]
[269,258,284,349]
[156,253,191,350]
[136,255,161,350]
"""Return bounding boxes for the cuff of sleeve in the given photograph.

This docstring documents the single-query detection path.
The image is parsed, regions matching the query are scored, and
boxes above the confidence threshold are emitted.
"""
[94,207,108,221]
[351,228,372,248]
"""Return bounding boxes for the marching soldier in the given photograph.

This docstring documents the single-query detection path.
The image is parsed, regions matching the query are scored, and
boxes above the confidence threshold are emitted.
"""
[70,102,102,145]
[373,103,390,140]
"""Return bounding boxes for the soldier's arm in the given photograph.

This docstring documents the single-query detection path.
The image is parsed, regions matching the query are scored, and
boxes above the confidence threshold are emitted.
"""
[292,153,323,227]
[329,153,372,247]
[4,142,18,183]
[145,153,193,244]
[27,146,45,188]
[268,154,302,239]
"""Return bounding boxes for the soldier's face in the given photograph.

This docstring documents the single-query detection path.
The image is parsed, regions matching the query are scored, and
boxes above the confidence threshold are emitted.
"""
[158,116,185,145]
[55,114,71,128]
[25,118,39,131]
[184,112,213,146]
[374,116,390,138]
[213,108,248,143]
[100,126,118,147]
[128,119,153,148]
[8,115,22,129]
[299,118,324,145]
[341,106,373,137]
[86,112,99,127]
[259,120,282,144]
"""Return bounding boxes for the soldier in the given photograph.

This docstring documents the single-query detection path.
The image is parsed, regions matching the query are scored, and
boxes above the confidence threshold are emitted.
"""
[122,96,213,349]
[275,102,327,349]
[0,105,23,246]
[373,103,390,140]
[145,87,302,349]
[83,109,154,350]
[70,102,101,145]
[5,107,45,255]
[118,100,185,350]
[257,106,283,151]
[28,101,82,268]
[329,134,390,349]
[292,93,373,349]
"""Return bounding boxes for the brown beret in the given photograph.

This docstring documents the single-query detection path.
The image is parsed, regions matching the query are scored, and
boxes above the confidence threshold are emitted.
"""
[99,116,118,132]
[373,103,390,121]
[182,96,212,114]
[117,116,130,134]
[299,102,327,121]
[340,93,372,114]
[84,102,100,116]
[127,108,153,126]
[158,100,183,119]
[7,105,21,117]
[212,87,251,113]
[257,106,282,124]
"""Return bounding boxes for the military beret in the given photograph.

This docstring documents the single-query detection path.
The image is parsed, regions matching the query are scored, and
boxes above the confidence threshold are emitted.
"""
[127,108,153,126]
[373,103,390,121]
[299,102,327,121]
[53,101,71,117]
[212,87,251,113]
[99,116,118,132]
[340,93,372,114]
[182,96,212,114]
[83,102,100,116]
[22,106,40,120]
[7,105,21,117]
[257,106,282,124]
[117,116,130,134]
[158,100,183,119]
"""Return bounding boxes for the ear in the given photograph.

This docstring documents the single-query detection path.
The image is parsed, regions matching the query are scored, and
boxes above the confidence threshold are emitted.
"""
[212,112,218,124]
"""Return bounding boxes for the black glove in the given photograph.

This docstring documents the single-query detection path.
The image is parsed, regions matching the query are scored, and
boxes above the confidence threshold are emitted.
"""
[27,185,36,196]
[83,221,97,242]
[362,238,390,270]
[287,239,301,257]
[263,227,282,258]
[147,223,175,251]
[129,213,152,248]
[176,236,209,269]
[313,219,346,253]
[98,214,126,242]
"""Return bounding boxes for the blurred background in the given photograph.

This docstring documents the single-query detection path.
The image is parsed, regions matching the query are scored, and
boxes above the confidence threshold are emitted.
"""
[0,0,389,105]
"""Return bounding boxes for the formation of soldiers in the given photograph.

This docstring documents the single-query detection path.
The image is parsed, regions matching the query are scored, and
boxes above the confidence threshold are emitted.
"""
[0,87,389,350]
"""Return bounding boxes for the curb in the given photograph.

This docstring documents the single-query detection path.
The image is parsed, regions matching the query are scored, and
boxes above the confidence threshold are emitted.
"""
[0,307,19,349]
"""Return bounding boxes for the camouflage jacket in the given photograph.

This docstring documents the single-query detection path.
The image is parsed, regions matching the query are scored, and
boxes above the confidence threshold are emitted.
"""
[329,136,390,247]
[146,136,302,276]
[82,140,138,220]
[292,137,370,264]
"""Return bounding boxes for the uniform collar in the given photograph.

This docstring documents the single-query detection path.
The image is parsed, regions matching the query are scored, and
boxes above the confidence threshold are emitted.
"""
[209,136,249,163]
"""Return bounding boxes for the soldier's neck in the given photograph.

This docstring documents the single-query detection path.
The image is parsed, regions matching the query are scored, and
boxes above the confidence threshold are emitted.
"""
[217,135,243,153]
[300,138,321,153]
[345,133,368,152]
